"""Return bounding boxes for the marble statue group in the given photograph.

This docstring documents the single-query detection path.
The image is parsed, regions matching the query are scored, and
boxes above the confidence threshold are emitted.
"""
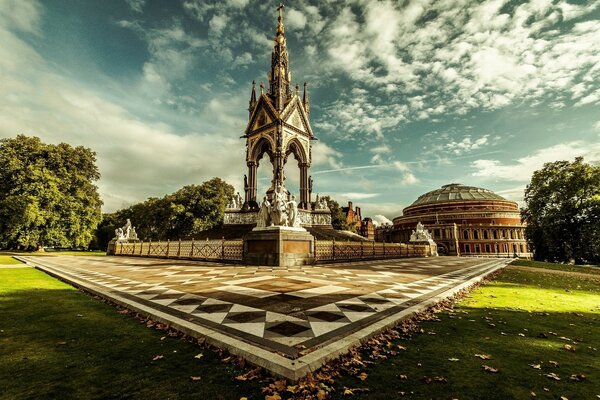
[256,184,301,228]
[227,192,244,209]
[410,221,433,242]
[114,219,138,241]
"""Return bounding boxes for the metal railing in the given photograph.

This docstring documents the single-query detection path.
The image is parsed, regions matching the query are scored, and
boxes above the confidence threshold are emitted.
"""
[114,239,244,262]
[314,239,433,262]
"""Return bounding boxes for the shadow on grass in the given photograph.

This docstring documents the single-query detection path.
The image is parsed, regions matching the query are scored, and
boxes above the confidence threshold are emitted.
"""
[0,287,262,400]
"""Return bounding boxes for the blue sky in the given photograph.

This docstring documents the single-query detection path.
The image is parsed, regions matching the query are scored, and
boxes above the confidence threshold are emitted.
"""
[1,0,599,224]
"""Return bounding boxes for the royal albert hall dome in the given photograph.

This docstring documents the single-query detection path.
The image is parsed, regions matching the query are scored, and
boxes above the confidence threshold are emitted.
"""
[390,184,531,257]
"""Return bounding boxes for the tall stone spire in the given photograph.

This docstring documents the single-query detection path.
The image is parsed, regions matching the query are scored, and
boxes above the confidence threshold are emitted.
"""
[248,80,257,115]
[303,82,310,115]
[269,3,292,111]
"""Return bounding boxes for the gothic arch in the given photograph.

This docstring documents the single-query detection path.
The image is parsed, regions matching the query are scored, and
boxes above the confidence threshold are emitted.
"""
[284,138,308,165]
[250,137,275,165]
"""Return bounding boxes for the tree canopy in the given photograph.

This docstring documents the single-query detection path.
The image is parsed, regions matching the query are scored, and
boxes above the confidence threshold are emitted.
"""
[96,178,234,249]
[0,135,102,250]
[320,195,352,231]
[522,157,600,264]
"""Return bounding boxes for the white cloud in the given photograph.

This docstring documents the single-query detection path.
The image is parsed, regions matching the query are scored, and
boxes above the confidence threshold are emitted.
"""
[0,0,41,33]
[125,0,145,13]
[286,8,307,31]
[0,5,247,212]
[472,141,600,181]
[209,14,229,36]
[446,135,489,155]
[372,214,393,227]
[311,141,343,170]
[340,193,379,200]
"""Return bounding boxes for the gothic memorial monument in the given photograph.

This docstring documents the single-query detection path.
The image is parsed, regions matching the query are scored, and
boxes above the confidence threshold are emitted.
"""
[224,4,331,266]
[223,4,332,230]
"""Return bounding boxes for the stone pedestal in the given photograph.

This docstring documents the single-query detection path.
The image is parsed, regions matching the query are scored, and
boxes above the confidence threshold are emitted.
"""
[410,239,438,257]
[243,226,315,266]
[107,239,140,255]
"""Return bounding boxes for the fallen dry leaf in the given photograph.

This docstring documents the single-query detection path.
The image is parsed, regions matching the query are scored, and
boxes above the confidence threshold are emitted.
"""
[544,372,561,381]
[448,358,460,362]
[399,374,408,380]
[265,394,281,400]
[549,360,559,367]
[563,344,576,352]
[530,364,541,369]
[475,354,492,360]
[357,372,368,381]
[482,365,499,373]
[569,373,586,382]
[234,366,261,381]
[160,336,166,341]
[190,376,201,381]
[194,353,204,359]
[152,355,163,361]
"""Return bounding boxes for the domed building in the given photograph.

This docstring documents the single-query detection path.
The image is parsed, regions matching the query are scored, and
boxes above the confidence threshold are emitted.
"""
[389,184,531,258]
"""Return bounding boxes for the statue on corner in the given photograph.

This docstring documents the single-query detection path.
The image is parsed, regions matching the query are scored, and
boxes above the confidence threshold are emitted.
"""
[114,219,138,241]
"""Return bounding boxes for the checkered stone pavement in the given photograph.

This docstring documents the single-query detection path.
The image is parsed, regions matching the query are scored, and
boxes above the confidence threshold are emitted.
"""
[21,255,508,378]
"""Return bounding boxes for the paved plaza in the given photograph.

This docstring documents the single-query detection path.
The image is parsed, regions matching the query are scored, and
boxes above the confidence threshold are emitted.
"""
[20,255,508,380]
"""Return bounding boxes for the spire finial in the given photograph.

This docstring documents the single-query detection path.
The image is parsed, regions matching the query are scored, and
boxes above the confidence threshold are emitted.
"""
[277,3,284,34]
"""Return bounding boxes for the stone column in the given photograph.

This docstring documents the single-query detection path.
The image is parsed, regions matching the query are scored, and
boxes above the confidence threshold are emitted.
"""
[299,163,309,209]
[247,161,257,203]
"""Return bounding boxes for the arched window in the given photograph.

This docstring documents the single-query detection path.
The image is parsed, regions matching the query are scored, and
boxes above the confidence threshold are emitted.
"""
[473,230,479,239]
[493,230,498,239]
[483,230,489,239]
[463,230,469,239]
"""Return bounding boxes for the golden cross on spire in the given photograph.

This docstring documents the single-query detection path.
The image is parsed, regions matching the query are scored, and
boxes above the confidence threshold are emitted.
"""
[277,2,284,18]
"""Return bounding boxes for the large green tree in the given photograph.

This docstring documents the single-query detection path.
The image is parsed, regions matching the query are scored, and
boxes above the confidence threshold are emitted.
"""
[95,178,234,248]
[522,157,600,264]
[320,195,352,231]
[0,135,102,250]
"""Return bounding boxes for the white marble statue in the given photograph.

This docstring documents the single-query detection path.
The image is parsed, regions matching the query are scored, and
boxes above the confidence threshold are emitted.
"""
[270,184,288,226]
[257,196,271,228]
[236,192,243,208]
[114,219,138,241]
[287,195,299,228]
[410,221,433,242]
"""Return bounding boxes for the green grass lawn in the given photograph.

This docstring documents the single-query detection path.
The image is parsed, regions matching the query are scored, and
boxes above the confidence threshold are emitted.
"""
[511,258,600,274]
[0,255,23,264]
[1,262,599,399]
[0,251,106,260]
[0,268,260,400]
[328,263,600,399]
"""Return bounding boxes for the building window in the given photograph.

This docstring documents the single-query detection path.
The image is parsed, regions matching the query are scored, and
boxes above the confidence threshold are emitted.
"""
[434,229,440,238]
[475,244,481,253]
[464,244,471,253]
[495,244,499,253]
[485,244,491,253]
[493,230,498,239]
[463,230,469,239]
[521,244,525,253]
[504,243,508,253]
[483,230,489,239]
[473,230,479,239]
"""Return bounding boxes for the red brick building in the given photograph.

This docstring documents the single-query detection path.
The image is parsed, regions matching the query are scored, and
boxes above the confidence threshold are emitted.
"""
[341,201,362,232]
[360,217,375,240]
[389,183,531,257]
